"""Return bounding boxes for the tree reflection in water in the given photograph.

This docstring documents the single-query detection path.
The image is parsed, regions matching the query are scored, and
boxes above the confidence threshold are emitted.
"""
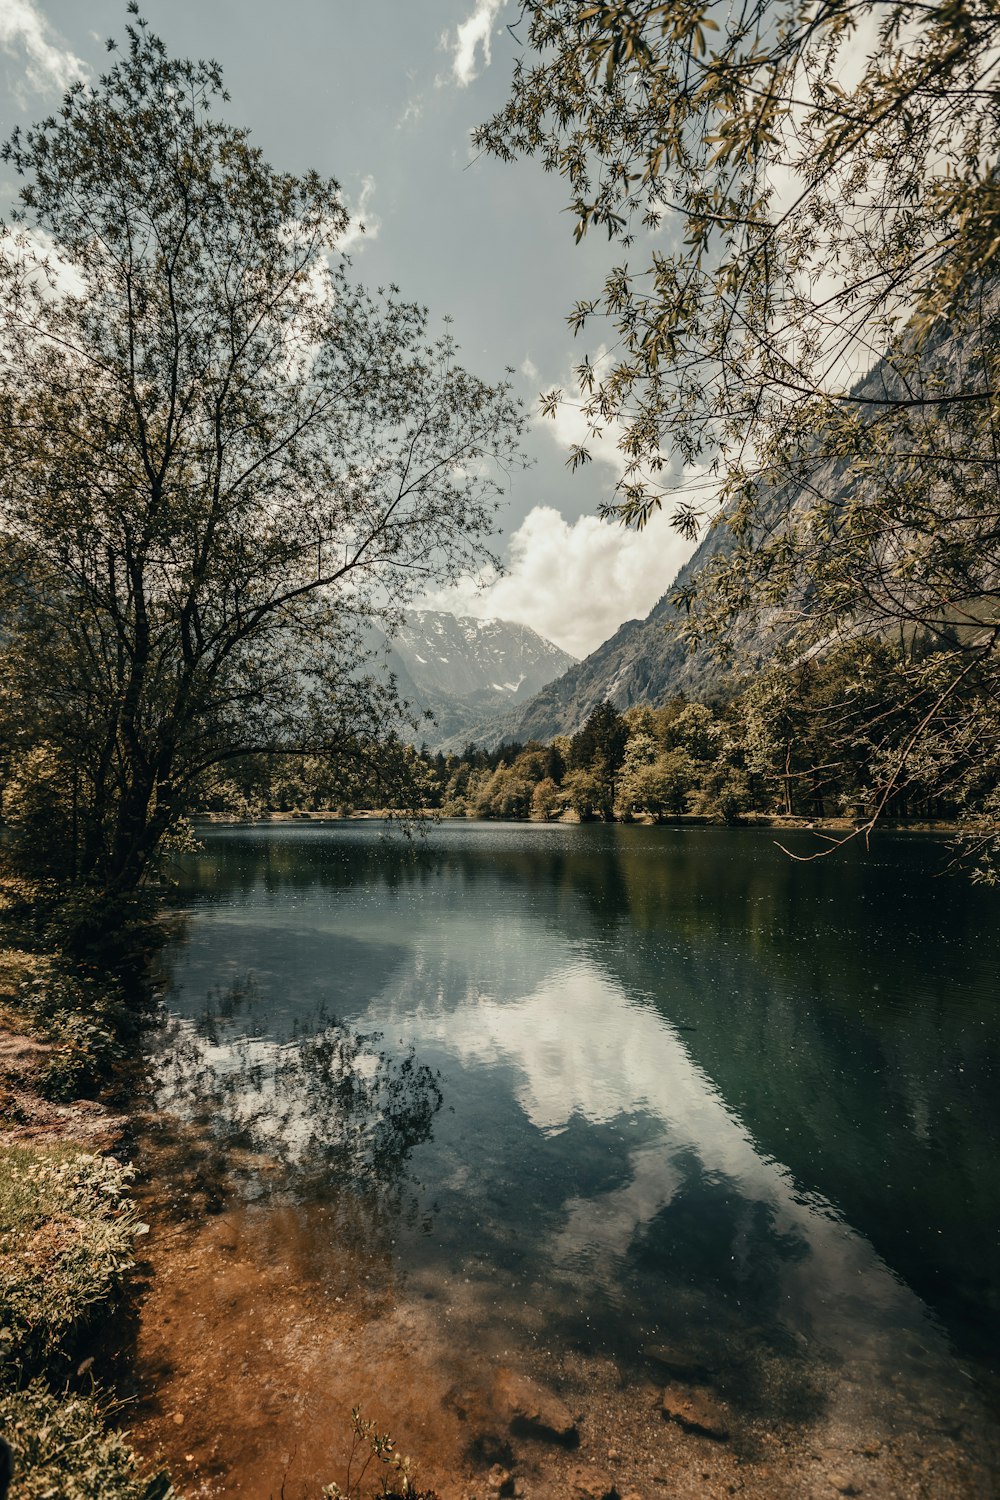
[149,976,443,1204]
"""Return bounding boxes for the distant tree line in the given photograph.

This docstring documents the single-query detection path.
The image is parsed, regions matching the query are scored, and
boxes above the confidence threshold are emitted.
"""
[200,638,997,839]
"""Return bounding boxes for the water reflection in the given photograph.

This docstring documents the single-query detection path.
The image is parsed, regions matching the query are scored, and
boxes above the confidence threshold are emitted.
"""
[152,978,443,1203]
[158,823,1000,1425]
[381,954,970,1431]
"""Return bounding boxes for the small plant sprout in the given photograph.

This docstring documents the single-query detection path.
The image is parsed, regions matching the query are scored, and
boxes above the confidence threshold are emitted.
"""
[323,1405,436,1499]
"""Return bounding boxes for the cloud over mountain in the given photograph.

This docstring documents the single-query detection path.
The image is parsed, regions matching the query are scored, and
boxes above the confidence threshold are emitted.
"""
[422,504,696,659]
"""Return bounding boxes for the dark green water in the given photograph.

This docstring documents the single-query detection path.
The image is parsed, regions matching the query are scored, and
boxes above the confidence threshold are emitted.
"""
[156,821,1000,1415]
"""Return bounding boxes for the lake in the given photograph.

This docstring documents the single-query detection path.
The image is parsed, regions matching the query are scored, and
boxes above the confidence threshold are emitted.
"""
[138,821,1000,1498]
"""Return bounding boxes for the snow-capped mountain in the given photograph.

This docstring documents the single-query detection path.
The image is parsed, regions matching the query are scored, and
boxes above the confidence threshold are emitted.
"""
[393,611,574,702]
[372,611,576,748]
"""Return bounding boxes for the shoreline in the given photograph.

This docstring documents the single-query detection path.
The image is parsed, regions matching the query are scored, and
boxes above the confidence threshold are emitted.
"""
[3,1014,998,1500]
[192,809,976,836]
[0,959,174,1498]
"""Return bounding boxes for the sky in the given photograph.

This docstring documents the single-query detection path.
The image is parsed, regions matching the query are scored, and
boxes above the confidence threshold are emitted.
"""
[0,0,698,659]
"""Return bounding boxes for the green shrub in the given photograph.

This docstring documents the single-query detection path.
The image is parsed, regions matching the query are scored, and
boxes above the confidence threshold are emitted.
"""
[36,1010,125,1101]
[40,885,160,974]
[0,748,75,882]
[0,1145,146,1378]
[0,1381,175,1499]
[12,964,128,1099]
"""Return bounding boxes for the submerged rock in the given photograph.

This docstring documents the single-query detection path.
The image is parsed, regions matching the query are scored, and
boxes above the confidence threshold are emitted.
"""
[827,1473,862,1495]
[566,1461,618,1499]
[644,1342,711,1378]
[493,1369,578,1444]
[660,1384,730,1440]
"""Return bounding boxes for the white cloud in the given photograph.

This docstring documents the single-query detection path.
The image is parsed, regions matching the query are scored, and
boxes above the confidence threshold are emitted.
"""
[531,344,646,480]
[447,0,506,87]
[0,0,87,97]
[397,95,424,130]
[337,176,380,254]
[420,503,697,659]
[422,347,707,656]
[1,223,86,301]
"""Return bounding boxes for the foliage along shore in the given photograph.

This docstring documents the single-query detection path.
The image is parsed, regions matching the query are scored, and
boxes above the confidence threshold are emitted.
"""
[0,928,178,1499]
[0,896,442,1500]
[194,808,974,835]
[187,645,999,877]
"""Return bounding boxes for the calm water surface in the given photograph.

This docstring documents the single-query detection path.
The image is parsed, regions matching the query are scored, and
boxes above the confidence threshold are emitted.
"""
[155,821,1000,1417]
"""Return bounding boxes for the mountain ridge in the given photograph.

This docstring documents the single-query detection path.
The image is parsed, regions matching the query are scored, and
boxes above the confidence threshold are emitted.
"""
[369,610,577,750]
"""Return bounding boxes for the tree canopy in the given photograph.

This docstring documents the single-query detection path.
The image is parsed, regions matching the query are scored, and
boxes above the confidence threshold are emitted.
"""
[478,0,1000,865]
[478,0,1000,519]
[0,11,523,891]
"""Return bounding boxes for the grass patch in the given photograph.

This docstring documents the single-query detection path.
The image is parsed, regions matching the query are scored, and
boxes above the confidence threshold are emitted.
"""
[0,873,165,1103]
[0,888,178,1498]
[0,947,40,996]
[0,1147,174,1495]
[0,1144,145,1379]
[0,1381,175,1499]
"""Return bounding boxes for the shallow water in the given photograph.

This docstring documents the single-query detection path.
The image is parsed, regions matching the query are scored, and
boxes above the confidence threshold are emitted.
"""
[142,821,1000,1497]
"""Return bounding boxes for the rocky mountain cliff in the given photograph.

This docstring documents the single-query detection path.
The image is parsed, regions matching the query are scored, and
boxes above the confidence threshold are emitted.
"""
[445,519,736,750]
[507,533,730,744]
[485,300,977,746]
